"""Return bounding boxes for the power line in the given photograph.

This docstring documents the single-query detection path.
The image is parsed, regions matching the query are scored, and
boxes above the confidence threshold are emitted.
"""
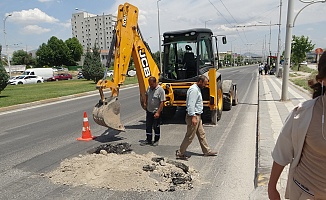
[217,0,250,45]
[207,0,247,44]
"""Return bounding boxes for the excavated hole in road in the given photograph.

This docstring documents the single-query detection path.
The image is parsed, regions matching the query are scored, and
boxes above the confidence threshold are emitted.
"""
[46,143,200,192]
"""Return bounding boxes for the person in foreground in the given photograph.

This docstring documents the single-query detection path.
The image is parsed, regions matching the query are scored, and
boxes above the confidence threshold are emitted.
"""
[142,76,165,146]
[268,52,326,199]
[176,75,217,160]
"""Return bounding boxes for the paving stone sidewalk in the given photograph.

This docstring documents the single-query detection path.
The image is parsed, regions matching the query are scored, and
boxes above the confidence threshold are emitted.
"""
[250,74,311,199]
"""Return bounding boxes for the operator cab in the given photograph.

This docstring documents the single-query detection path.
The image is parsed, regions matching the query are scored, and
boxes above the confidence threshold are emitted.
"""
[161,28,226,82]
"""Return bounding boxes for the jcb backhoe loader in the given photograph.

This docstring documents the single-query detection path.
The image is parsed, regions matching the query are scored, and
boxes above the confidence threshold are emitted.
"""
[92,2,238,131]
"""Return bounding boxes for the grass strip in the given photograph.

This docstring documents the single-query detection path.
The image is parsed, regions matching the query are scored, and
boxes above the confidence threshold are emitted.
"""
[0,77,138,108]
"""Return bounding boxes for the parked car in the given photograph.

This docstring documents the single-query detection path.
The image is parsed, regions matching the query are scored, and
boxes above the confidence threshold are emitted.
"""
[107,70,114,77]
[47,74,73,81]
[10,75,44,85]
[7,76,20,84]
[77,71,84,79]
[127,70,136,77]
[300,61,308,65]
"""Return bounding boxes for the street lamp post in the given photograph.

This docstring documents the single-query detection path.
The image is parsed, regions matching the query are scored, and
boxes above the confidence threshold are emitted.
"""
[3,14,12,77]
[281,0,326,101]
[204,19,212,28]
[245,44,254,64]
[157,0,163,73]
[276,0,283,77]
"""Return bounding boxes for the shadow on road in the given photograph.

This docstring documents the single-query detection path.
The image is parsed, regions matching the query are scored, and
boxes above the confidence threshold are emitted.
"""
[94,129,125,143]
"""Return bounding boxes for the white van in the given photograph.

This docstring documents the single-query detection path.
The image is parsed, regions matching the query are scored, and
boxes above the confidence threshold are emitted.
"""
[23,68,54,80]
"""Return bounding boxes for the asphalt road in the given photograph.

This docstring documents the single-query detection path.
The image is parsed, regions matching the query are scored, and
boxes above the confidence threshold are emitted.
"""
[0,65,258,200]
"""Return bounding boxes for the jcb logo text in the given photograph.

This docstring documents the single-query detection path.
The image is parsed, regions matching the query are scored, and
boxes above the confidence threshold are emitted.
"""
[139,49,151,78]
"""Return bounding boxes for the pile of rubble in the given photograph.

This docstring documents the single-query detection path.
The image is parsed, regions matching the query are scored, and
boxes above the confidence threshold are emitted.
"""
[47,143,199,192]
[93,142,132,154]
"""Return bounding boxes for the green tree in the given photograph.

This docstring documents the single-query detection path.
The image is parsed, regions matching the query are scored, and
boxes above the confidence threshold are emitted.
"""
[0,50,9,93]
[82,45,104,82]
[65,37,83,66]
[36,43,54,67]
[89,45,104,83]
[11,50,35,66]
[47,36,70,66]
[82,50,92,80]
[36,36,77,67]
[291,35,315,70]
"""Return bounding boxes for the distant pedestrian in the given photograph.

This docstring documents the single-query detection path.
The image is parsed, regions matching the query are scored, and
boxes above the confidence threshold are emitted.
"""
[259,63,264,75]
[176,75,217,160]
[142,77,165,146]
[268,51,326,199]
[264,63,270,75]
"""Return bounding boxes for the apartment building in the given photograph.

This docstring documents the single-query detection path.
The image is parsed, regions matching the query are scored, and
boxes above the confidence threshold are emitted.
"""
[71,12,116,65]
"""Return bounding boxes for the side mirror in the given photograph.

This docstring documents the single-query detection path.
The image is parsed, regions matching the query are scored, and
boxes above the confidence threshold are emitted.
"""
[222,36,227,44]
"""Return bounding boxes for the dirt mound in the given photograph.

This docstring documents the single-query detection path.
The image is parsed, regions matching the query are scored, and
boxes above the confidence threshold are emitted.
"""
[47,144,199,192]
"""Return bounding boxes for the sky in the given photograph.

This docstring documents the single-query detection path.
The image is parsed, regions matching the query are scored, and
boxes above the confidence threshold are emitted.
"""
[1,0,326,57]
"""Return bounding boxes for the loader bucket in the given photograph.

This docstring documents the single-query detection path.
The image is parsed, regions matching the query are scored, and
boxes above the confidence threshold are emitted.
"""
[92,97,125,131]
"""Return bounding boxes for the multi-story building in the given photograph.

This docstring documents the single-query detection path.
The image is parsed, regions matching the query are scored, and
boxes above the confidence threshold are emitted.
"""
[71,11,116,65]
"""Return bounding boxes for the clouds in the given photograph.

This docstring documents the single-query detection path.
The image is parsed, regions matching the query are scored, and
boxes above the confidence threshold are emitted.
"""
[23,25,51,34]
[2,0,326,54]
[9,8,59,24]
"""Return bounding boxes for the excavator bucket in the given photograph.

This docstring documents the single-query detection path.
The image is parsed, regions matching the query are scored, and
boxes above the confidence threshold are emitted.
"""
[92,97,125,131]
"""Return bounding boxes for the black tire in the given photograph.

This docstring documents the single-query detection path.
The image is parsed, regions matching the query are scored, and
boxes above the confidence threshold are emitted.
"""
[37,80,41,83]
[18,82,23,85]
[223,94,232,111]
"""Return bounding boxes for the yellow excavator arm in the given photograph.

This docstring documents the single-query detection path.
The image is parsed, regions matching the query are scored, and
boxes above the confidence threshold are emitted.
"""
[93,3,160,131]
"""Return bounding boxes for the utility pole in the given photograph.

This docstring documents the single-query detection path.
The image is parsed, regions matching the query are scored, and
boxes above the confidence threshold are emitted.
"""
[268,20,272,66]
[276,0,283,77]
[281,0,326,100]
[3,14,12,78]
[157,0,163,73]
[281,0,294,101]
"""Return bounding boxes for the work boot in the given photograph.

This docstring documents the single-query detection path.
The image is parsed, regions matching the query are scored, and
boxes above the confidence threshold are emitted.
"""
[140,140,152,146]
[175,150,189,161]
[203,151,218,156]
[152,141,159,146]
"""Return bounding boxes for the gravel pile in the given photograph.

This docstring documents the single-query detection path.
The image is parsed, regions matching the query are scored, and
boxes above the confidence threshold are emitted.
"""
[47,143,199,192]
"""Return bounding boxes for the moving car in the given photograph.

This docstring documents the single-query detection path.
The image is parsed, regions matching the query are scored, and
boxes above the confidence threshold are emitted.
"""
[47,74,73,81]
[10,75,44,85]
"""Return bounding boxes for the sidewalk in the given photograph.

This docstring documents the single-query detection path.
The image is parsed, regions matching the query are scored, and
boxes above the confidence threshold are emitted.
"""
[250,74,311,199]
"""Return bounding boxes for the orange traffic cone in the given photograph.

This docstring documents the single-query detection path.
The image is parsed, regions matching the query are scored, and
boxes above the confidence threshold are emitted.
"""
[77,112,96,141]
